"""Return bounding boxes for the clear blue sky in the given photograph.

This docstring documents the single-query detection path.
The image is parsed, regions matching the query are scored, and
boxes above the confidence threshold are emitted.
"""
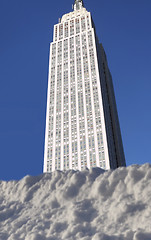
[0,0,151,180]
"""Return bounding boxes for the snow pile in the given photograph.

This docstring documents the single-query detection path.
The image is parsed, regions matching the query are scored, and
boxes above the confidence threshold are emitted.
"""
[0,164,151,240]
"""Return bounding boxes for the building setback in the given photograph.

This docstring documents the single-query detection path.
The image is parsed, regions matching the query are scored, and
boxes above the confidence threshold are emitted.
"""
[43,0,126,172]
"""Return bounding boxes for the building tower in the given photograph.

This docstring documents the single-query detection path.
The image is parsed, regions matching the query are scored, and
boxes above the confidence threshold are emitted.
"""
[43,0,126,172]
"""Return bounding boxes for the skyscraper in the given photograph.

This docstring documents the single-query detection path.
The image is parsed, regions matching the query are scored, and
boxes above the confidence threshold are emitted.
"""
[43,0,126,172]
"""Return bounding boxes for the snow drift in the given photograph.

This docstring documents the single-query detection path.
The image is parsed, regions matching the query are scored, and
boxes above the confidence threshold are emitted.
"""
[0,164,151,240]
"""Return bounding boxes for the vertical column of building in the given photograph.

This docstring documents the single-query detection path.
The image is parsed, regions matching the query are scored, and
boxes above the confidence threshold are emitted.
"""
[99,44,120,169]
[76,16,89,169]
[51,23,63,171]
[74,19,81,170]
[79,16,95,168]
[84,14,100,168]
[89,29,110,169]
[55,38,62,170]
[60,27,64,171]
[63,23,72,169]
[88,29,104,168]
[43,44,52,172]
[75,18,85,170]
[51,40,58,171]
[44,39,58,172]
[57,23,63,170]
[84,14,91,169]
[63,38,70,170]
[69,36,76,169]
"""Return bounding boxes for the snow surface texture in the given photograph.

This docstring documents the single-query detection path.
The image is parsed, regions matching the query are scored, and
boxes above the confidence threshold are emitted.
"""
[0,164,151,240]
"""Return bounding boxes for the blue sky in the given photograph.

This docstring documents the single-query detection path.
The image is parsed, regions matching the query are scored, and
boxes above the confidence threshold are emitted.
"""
[0,0,151,180]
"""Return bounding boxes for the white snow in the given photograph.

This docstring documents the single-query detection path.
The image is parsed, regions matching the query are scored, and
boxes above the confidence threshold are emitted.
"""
[0,164,151,240]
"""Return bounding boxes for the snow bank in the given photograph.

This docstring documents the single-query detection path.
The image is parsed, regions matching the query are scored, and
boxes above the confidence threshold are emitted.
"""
[0,164,151,240]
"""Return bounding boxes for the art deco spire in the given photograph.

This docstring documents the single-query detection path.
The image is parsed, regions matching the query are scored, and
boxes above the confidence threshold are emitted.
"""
[73,0,84,11]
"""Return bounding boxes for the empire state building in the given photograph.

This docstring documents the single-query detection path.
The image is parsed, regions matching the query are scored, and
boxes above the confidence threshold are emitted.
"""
[43,0,126,172]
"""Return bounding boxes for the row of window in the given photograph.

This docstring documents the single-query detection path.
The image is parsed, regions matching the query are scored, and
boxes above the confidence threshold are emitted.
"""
[54,14,91,41]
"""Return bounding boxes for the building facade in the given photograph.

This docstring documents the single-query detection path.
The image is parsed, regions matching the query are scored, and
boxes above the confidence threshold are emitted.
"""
[43,0,126,172]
